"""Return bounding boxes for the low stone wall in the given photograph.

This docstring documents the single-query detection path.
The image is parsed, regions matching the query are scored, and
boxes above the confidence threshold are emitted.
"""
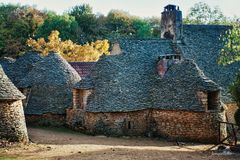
[84,111,149,136]
[25,113,66,127]
[66,108,149,136]
[0,100,28,143]
[66,108,85,130]
[152,109,225,143]
[66,108,225,143]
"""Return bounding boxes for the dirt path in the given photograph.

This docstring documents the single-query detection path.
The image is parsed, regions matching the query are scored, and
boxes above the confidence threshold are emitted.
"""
[0,127,239,160]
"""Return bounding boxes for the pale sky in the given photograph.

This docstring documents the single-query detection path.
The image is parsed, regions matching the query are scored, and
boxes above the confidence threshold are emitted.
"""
[0,0,239,18]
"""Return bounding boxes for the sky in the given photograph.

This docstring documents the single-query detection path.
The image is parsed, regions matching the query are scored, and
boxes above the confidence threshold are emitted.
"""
[0,0,239,18]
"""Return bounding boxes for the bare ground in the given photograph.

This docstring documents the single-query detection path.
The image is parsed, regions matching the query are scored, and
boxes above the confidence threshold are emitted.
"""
[0,127,239,160]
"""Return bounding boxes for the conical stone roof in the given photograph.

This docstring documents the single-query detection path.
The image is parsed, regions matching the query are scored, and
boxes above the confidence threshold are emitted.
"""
[18,53,81,114]
[0,65,25,100]
[0,52,43,86]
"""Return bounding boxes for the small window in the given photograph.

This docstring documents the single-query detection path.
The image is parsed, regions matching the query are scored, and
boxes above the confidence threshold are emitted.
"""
[127,121,133,130]
[207,91,219,110]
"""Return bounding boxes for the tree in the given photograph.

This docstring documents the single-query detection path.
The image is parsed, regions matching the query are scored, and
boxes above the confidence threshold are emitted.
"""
[184,2,227,24]
[229,72,240,126]
[145,17,161,37]
[68,4,98,43]
[0,4,46,57]
[106,10,135,35]
[132,19,152,38]
[218,23,240,65]
[35,12,79,42]
[27,30,110,62]
[218,22,240,125]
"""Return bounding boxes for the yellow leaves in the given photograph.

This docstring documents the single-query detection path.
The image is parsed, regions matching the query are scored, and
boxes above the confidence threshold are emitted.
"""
[26,30,110,62]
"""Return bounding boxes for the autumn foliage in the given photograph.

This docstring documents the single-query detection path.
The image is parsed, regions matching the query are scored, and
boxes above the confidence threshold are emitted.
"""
[27,30,110,62]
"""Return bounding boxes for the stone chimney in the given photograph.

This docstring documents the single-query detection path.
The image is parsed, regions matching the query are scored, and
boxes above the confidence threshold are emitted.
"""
[160,4,183,42]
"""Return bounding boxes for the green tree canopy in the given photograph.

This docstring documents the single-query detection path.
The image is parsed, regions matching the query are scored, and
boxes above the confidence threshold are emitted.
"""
[68,4,99,43]
[35,12,79,42]
[106,10,135,35]
[0,3,46,57]
[145,17,161,37]
[184,2,227,24]
[132,19,152,38]
[218,23,240,65]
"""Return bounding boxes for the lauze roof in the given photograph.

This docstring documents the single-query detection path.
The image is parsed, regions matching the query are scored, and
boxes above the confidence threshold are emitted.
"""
[18,53,81,114]
[84,39,219,113]
[180,25,240,102]
[0,65,25,100]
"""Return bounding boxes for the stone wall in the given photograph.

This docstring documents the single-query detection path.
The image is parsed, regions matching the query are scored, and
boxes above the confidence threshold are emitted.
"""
[225,103,238,124]
[73,89,93,110]
[25,113,66,126]
[67,108,149,136]
[19,88,31,109]
[151,109,225,143]
[66,108,85,130]
[0,100,28,143]
[67,108,225,143]
[85,111,149,136]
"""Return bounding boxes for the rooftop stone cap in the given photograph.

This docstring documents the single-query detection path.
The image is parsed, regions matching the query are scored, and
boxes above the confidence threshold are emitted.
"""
[0,65,25,100]
[17,52,81,88]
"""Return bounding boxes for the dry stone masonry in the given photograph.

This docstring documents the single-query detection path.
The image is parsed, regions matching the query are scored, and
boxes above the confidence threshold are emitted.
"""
[0,65,28,143]
[67,38,226,143]
[67,5,229,143]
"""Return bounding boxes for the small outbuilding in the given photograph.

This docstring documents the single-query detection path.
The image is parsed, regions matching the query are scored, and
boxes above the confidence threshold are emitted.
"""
[0,65,28,143]
[18,53,81,125]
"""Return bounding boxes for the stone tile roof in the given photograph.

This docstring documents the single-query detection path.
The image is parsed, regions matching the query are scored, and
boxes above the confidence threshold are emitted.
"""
[74,75,94,89]
[0,65,25,100]
[69,62,96,78]
[0,52,43,87]
[85,39,219,112]
[18,53,81,114]
[180,25,240,102]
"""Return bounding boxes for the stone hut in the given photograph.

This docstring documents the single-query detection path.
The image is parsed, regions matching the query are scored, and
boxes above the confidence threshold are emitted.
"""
[0,52,43,86]
[18,53,81,125]
[0,65,28,143]
[0,52,43,108]
[67,38,226,143]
